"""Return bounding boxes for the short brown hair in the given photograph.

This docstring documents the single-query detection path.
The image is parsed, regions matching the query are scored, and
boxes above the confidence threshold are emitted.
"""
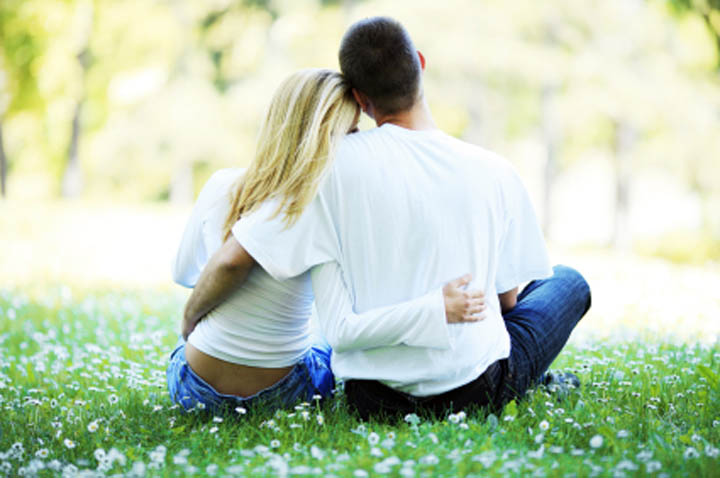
[339,17,421,115]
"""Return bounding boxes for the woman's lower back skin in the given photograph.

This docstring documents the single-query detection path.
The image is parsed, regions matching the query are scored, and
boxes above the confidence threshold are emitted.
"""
[184,342,294,397]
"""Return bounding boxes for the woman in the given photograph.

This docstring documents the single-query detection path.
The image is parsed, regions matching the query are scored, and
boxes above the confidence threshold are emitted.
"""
[168,69,485,414]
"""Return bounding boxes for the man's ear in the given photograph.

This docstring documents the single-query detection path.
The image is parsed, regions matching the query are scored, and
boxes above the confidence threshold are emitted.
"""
[351,88,374,118]
[417,50,426,71]
[352,88,369,112]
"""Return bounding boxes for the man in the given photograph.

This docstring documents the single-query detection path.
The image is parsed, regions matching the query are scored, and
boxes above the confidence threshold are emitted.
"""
[184,17,591,419]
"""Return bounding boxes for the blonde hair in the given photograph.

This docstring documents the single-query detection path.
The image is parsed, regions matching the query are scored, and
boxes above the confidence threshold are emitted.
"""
[222,69,359,240]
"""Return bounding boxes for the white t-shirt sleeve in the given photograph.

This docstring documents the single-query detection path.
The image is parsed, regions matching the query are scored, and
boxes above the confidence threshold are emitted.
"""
[172,180,217,288]
[311,261,452,352]
[172,168,243,288]
[495,165,553,293]
[232,193,339,280]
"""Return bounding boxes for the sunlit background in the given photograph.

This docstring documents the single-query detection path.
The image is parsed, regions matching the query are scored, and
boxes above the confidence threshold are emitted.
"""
[1,0,719,339]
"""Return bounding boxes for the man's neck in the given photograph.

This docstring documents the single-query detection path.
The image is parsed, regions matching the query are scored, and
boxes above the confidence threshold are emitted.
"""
[375,98,437,131]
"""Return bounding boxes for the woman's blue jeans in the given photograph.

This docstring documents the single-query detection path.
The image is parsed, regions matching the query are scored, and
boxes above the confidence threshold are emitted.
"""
[345,265,592,419]
[166,340,334,414]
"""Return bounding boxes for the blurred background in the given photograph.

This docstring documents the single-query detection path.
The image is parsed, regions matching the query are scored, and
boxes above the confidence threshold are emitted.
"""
[1,0,719,338]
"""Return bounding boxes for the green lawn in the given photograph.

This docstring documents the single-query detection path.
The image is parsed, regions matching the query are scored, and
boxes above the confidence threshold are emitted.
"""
[1,287,718,477]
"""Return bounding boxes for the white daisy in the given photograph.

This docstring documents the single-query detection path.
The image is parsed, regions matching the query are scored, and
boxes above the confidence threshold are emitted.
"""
[684,447,699,459]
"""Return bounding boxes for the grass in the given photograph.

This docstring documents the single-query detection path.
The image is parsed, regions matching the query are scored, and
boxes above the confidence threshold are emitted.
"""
[1,286,719,478]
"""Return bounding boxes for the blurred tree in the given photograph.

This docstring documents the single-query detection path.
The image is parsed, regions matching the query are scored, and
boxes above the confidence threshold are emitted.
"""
[196,0,278,93]
[667,0,720,241]
[408,0,718,247]
[61,0,95,198]
[195,0,364,94]
[0,122,5,198]
[0,0,717,262]
[0,0,49,197]
[539,18,562,235]
[159,0,284,203]
[541,83,560,235]
[164,0,365,202]
[669,0,720,69]
[612,119,636,249]
[167,0,195,204]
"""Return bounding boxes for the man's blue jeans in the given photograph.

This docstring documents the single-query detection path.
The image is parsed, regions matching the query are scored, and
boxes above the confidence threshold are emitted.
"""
[491,264,592,407]
[344,265,592,419]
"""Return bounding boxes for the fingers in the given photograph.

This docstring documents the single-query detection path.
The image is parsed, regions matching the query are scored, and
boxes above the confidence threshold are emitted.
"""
[443,275,489,324]
[468,304,485,315]
[462,292,485,309]
[464,308,487,321]
[448,273,472,289]
[455,312,486,323]
[456,300,487,323]
[464,313,487,322]
[447,310,487,324]
[465,292,485,306]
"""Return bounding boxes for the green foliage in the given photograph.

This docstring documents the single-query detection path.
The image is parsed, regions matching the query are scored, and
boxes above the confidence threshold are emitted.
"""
[1,288,718,476]
[667,0,720,69]
[669,0,720,9]
[0,0,718,204]
[0,0,53,113]
[0,0,719,263]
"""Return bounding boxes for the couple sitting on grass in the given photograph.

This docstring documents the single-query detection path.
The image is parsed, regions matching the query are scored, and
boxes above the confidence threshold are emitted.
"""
[168,16,591,420]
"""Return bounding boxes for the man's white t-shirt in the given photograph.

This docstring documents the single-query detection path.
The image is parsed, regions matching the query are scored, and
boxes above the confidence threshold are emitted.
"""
[173,167,451,368]
[233,123,551,396]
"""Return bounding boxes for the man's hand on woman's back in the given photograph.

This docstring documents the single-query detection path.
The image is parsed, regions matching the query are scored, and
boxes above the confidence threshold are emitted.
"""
[443,274,487,324]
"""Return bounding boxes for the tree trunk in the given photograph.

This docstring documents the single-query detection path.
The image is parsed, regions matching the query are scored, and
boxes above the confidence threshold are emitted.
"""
[0,119,7,198]
[167,2,195,205]
[612,120,635,250]
[700,11,720,72]
[541,84,560,237]
[61,1,93,198]
[61,98,85,198]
